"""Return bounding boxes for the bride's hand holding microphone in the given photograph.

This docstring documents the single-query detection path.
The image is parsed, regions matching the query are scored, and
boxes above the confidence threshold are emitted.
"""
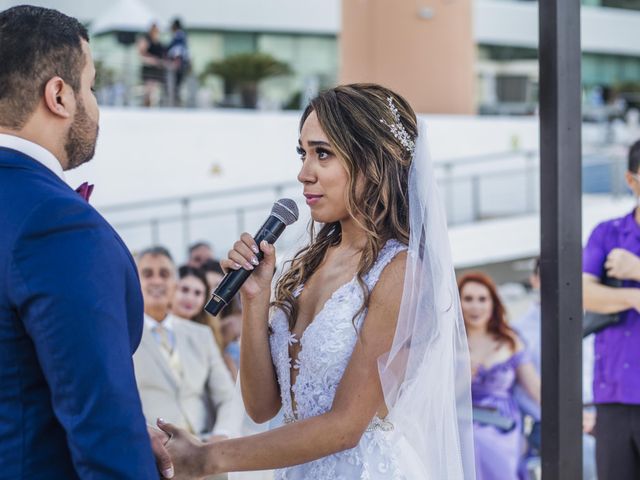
[156,200,299,479]
[220,235,276,302]
[203,198,298,317]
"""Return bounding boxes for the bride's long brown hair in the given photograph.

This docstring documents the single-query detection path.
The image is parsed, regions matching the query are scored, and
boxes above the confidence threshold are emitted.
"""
[272,84,418,329]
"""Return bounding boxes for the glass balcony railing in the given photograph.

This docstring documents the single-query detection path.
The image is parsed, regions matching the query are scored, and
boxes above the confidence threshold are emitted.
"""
[96,140,629,258]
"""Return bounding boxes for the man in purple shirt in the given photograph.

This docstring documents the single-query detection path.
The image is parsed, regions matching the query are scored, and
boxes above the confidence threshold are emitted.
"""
[583,139,640,479]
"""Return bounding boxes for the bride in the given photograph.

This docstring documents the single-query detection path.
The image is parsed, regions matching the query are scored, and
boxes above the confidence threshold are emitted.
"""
[158,83,476,479]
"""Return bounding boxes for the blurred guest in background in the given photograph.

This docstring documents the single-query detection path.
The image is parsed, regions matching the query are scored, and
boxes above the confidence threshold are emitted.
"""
[512,259,542,372]
[183,259,222,345]
[138,23,166,107]
[133,246,238,446]
[512,259,542,471]
[188,240,215,268]
[217,297,242,380]
[173,265,210,325]
[459,272,540,480]
[167,17,190,106]
[202,258,225,290]
[173,264,238,378]
[583,139,640,480]
[513,258,598,480]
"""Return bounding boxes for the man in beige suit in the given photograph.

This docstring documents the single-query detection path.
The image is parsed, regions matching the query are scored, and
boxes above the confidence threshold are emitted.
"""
[133,246,238,447]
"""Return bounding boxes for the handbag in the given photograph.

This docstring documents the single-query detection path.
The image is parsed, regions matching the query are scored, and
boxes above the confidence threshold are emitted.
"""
[583,275,622,337]
[472,406,516,432]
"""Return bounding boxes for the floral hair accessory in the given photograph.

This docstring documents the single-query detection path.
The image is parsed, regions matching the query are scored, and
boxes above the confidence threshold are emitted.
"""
[379,96,416,155]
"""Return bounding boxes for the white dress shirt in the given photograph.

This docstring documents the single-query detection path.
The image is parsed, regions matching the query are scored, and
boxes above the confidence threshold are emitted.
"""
[0,133,64,180]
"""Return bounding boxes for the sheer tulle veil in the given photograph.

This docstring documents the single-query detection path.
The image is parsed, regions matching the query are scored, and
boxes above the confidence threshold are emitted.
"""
[377,117,476,478]
[229,117,475,479]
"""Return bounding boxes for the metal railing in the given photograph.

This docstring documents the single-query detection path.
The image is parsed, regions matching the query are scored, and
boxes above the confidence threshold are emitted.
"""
[97,146,628,257]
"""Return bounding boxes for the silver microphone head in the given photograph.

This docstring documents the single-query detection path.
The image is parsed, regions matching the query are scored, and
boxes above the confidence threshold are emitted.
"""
[271,198,299,226]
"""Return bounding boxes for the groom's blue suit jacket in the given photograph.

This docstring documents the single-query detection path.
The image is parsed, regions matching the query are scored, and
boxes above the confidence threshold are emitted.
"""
[0,148,158,479]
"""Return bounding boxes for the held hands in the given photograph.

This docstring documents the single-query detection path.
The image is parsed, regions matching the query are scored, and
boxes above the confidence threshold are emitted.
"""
[148,424,175,479]
[605,248,640,281]
[157,418,211,480]
[220,234,276,300]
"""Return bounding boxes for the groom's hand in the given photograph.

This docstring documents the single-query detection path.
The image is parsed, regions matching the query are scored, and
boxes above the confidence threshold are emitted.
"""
[147,423,175,479]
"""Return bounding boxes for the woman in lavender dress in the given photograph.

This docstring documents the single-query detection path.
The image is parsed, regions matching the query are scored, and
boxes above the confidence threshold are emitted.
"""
[458,272,541,480]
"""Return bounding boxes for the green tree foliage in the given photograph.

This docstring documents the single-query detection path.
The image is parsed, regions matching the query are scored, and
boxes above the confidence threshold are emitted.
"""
[202,53,292,108]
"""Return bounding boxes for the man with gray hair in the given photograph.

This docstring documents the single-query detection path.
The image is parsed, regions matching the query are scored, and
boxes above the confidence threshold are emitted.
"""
[134,246,237,462]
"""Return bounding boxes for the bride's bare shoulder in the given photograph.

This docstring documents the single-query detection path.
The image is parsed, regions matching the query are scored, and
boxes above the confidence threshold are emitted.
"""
[369,250,407,309]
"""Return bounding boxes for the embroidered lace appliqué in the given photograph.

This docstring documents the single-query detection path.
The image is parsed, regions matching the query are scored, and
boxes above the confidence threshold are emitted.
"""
[269,240,408,480]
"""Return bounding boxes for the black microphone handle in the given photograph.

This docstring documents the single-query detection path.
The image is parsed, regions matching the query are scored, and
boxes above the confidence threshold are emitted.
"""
[204,215,286,316]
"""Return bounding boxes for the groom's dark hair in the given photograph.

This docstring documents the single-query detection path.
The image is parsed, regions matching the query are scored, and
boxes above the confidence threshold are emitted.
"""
[0,5,88,129]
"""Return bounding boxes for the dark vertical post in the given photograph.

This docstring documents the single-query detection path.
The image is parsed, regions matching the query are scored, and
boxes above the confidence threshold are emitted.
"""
[539,0,583,479]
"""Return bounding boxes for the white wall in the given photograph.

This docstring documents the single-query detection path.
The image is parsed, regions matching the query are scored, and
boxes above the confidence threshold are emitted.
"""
[59,108,629,266]
[65,108,542,208]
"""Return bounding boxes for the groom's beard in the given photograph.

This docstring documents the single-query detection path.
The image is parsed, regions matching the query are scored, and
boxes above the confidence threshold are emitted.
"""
[65,98,99,170]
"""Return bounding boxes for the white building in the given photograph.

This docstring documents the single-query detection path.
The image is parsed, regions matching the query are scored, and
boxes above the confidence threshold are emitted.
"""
[2,0,639,112]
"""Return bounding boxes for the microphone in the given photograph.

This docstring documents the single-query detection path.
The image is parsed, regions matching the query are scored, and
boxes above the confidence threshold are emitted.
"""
[204,198,299,316]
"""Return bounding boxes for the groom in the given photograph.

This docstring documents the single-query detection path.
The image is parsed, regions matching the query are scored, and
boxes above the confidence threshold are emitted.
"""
[0,6,172,478]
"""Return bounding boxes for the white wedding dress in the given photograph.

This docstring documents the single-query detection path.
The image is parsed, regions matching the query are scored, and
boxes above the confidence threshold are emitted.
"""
[233,119,475,480]
[268,239,422,480]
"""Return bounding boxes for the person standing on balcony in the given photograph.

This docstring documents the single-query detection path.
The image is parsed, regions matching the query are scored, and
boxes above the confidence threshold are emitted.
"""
[167,18,190,106]
[583,139,640,479]
[138,22,166,107]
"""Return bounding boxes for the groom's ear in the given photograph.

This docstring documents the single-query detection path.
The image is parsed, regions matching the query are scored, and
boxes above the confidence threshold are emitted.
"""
[42,76,74,120]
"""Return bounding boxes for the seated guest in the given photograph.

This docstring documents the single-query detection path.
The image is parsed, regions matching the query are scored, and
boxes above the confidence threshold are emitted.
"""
[218,297,243,380]
[512,258,598,480]
[173,265,210,326]
[458,272,540,480]
[202,258,225,290]
[173,265,238,379]
[187,241,215,268]
[133,246,238,445]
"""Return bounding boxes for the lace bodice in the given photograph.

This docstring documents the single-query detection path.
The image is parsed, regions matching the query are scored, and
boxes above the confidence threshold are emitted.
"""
[269,239,408,480]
